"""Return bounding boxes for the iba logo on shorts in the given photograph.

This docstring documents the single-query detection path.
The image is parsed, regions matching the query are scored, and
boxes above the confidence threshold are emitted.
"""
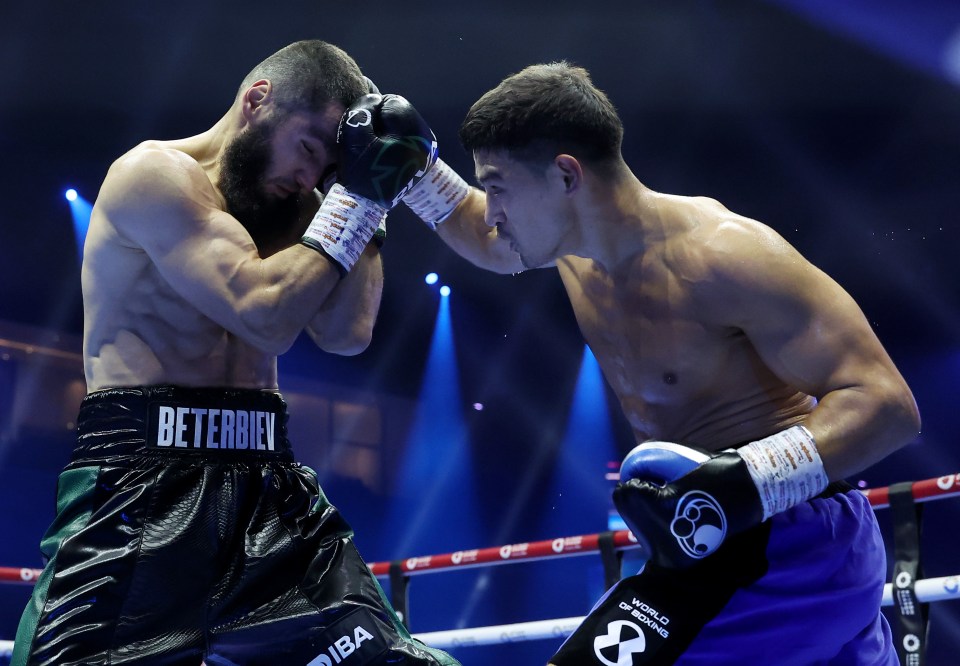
[593,620,646,666]
[307,625,375,665]
[670,490,727,559]
[306,608,389,665]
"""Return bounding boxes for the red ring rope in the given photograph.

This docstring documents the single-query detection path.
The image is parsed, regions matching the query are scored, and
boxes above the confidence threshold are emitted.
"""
[1,473,957,585]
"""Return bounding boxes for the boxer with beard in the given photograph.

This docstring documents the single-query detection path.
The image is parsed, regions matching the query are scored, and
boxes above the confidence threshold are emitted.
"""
[12,40,458,666]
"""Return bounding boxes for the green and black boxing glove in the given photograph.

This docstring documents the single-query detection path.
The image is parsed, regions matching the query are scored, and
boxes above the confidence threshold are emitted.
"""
[302,93,436,274]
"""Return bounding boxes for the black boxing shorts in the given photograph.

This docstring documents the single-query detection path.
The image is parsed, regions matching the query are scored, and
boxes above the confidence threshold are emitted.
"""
[12,386,459,666]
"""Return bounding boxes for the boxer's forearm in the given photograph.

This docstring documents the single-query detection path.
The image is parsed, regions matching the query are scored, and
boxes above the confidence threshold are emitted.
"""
[801,374,920,481]
[304,245,384,355]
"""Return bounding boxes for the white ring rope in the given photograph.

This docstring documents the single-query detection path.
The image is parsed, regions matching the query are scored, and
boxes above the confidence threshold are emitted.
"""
[0,576,956,656]
[407,575,960,649]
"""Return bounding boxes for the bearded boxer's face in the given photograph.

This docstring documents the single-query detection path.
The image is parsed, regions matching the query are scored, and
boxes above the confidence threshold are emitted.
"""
[218,117,303,247]
[219,106,342,249]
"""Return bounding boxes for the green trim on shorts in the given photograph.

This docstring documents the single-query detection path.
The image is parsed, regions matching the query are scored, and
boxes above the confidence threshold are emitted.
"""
[369,574,460,665]
[12,466,100,666]
[301,465,458,665]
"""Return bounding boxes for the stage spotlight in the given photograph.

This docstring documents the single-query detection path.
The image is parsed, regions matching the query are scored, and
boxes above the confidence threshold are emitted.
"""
[425,272,439,285]
[549,344,618,534]
[66,189,94,263]
[472,403,484,411]
[439,285,451,297]
[388,274,477,559]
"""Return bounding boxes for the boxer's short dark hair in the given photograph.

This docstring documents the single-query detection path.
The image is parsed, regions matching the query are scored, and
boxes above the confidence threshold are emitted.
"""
[237,40,367,115]
[459,61,624,174]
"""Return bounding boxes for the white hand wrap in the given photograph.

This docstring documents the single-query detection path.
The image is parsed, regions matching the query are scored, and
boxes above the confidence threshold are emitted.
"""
[301,183,387,273]
[402,158,469,229]
[737,425,829,520]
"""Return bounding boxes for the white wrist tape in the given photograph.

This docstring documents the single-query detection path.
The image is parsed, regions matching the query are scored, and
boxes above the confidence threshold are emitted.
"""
[402,158,469,229]
[301,183,386,273]
[737,425,829,520]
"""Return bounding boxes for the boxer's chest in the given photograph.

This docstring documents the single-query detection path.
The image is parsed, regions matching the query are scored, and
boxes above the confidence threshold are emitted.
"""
[558,255,736,407]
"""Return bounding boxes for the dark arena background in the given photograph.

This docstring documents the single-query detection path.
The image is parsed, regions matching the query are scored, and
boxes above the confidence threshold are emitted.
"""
[2,0,959,663]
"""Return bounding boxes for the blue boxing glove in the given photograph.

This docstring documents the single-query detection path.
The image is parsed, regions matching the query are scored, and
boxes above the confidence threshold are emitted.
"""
[302,93,436,274]
[613,425,829,569]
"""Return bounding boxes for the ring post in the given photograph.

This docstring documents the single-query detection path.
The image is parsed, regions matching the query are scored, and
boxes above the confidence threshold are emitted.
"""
[889,481,929,665]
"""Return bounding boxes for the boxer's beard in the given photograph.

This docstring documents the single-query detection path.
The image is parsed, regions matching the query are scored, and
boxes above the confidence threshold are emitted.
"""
[218,121,303,250]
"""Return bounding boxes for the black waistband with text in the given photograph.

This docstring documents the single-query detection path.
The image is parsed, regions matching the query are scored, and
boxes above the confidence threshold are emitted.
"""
[72,386,292,463]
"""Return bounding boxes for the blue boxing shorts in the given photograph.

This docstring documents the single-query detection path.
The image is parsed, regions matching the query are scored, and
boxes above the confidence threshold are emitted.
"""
[13,386,459,666]
[550,483,896,665]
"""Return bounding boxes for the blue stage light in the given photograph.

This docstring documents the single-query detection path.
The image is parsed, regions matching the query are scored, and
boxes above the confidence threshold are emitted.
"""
[66,190,94,263]
[551,344,619,534]
[388,279,477,561]
[439,285,451,297]
[425,272,439,285]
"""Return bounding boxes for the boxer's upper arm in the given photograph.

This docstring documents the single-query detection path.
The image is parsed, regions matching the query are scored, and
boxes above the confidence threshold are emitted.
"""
[102,148,266,308]
[699,219,918,476]
[99,148,338,354]
[702,224,887,398]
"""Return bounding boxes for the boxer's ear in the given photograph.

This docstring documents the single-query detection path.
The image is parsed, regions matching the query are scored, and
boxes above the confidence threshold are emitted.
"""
[553,155,582,194]
[241,79,272,123]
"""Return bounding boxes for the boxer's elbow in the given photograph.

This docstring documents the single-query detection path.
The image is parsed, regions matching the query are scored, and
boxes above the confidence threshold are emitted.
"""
[894,391,922,443]
[245,326,300,356]
[321,335,372,357]
[878,376,922,447]
[306,320,373,356]
[234,295,302,355]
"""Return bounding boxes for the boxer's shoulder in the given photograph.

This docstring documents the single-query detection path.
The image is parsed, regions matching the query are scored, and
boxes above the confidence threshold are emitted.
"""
[98,142,226,246]
[103,141,219,213]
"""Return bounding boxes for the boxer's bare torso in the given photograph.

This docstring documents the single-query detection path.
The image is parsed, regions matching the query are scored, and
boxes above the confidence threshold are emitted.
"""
[84,140,289,391]
[439,150,916,475]
[83,99,360,393]
[555,194,815,450]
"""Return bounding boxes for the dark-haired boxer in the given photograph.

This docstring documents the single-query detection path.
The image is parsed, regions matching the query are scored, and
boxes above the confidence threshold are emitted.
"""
[13,40,457,666]
[395,62,919,664]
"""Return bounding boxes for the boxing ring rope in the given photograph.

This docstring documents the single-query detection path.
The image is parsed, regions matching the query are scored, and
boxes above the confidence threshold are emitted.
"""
[404,575,960,649]
[370,473,960,649]
[1,473,959,657]
[363,473,960,579]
